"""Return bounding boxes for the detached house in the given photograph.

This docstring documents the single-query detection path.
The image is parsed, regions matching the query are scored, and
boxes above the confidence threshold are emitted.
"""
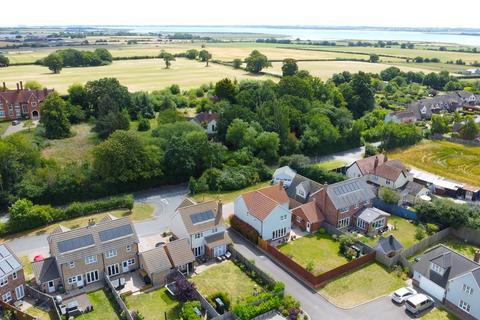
[234,183,291,241]
[32,215,139,293]
[310,177,377,230]
[0,244,25,303]
[190,111,219,134]
[413,245,480,320]
[347,154,411,190]
[170,199,231,258]
[0,82,53,120]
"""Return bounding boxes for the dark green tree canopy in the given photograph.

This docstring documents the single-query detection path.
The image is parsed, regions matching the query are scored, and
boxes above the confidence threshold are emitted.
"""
[244,50,272,74]
[40,92,71,139]
[281,58,298,77]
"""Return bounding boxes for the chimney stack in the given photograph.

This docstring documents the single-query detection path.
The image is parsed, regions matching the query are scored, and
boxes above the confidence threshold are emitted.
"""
[474,250,480,263]
[88,219,96,227]
[2,82,5,91]
[279,180,284,189]
[16,83,19,91]
[217,200,223,219]
[374,156,379,172]
[20,81,23,90]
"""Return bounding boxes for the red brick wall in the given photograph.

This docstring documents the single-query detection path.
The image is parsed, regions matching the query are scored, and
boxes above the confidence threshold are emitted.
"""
[266,244,375,289]
[0,269,26,301]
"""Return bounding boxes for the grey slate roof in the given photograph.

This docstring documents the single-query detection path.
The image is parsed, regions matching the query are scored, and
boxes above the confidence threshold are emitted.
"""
[326,177,375,210]
[375,235,403,254]
[176,201,224,235]
[48,216,139,265]
[31,257,60,284]
[412,245,480,288]
[0,244,22,278]
[401,181,426,197]
[355,207,390,223]
[286,174,323,204]
[140,246,172,276]
[472,268,480,288]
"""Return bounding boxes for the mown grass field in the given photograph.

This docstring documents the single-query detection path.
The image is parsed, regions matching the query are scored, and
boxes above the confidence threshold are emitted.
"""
[361,216,419,249]
[0,58,274,93]
[390,140,480,186]
[268,60,432,79]
[319,262,405,308]
[125,287,181,320]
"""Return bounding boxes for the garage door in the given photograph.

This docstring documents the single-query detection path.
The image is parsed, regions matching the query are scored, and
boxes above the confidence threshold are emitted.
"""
[419,276,445,300]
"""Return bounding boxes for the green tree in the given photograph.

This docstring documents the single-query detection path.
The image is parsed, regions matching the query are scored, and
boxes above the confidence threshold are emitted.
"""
[340,72,375,118]
[185,49,199,60]
[93,131,162,183]
[300,115,339,155]
[214,78,236,102]
[254,131,280,164]
[431,114,449,134]
[379,187,400,204]
[199,49,212,66]
[94,109,130,139]
[278,76,313,99]
[44,53,63,73]
[369,54,380,63]
[460,116,479,140]
[137,116,151,131]
[226,119,251,149]
[244,50,271,74]
[68,83,89,110]
[159,50,175,68]
[0,54,9,67]
[85,78,131,117]
[233,58,242,69]
[94,48,113,63]
[24,80,42,90]
[23,119,34,132]
[40,92,71,139]
[281,58,298,76]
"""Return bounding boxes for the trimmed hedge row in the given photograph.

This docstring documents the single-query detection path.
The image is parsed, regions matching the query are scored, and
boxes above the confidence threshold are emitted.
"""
[3,194,134,235]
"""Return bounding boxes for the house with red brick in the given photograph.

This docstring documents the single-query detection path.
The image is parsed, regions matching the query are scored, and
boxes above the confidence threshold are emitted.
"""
[0,243,26,303]
[234,183,291,241]
[0,81,53,120]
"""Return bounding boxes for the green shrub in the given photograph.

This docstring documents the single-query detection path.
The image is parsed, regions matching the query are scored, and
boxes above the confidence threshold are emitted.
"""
[425,223,439,235]
[415,225,426,241]
[137,117,151,131]
[208,291,231,311]
[179,301,202,320]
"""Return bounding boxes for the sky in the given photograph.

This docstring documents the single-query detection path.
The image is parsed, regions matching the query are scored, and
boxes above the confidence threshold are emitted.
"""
[1,0,480,28]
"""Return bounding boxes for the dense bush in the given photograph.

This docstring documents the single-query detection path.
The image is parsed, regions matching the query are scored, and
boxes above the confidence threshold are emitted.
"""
[38,48,112,68]
[5,195,134,234]
[208,291,231,311]
[297,165,345,185]
[233,292,282,320]
[179,301,202,320]
[415,198,480,229]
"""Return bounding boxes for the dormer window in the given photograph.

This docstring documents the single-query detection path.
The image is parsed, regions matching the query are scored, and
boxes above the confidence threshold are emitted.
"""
[339,207,349,213]
[430,263,444,275]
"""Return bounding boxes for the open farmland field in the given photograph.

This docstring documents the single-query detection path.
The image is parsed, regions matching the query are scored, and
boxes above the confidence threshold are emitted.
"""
[0,58,274,93]
[390,140,480,187]
[269,60,432,79]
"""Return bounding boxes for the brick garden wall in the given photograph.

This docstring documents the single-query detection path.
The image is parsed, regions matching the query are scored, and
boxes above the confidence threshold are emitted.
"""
[266,244,375,289]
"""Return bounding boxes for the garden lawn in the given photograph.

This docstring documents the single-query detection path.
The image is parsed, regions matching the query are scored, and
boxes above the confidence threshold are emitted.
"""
[319,262,406,308]
[390,140,480,187]
[420,307,459,320]
[25,307,56,320]
[361,215,419,248]
[277,232,349,275]
[79,290,121,320]
[20,256,33,281]
[0,203,154,241]
[192,260,261,305]
[192,181,272,204]
[124,287,181,320]
[314,160,346,171]
[439,236,480,260]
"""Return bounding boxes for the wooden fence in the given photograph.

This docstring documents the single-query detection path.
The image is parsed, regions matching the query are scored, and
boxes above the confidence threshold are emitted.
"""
[451,227,480,246]
[0,300,35,320]
[105,276,134,320]
[266,244,375,289]
[26,285,61,320]
[402,227,452,258]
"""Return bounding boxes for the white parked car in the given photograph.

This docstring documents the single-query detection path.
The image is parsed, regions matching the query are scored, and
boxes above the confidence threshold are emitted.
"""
[405,294,434,315]
[391,287,417,304]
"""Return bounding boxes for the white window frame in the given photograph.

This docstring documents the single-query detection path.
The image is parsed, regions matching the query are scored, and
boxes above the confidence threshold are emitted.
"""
[212,227,217,233]
[0,276,8,287]
[127,258,135,266]
[85,255,97,265]
[126,244,132,252]
[194,232,203,239]
[339,207,349,213]
[15,285,25,300]
[105,249,117,259]
[459,300,471,313]
[431,263,444,275]
[463,284,473,295]
[2,291,12,302]
[280,214,287,221]
[338,217,350,228]
[12,272,17,280]
[69,261,75,268]
[357,219,367,230]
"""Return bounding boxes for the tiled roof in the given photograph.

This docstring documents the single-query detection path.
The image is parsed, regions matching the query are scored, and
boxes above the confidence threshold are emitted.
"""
[353,154,387,175]
[48,216,139,265]
[375,235,403,254]
[326,177,375,210]
[0,88,53,105]
[176,198,197,211]
[241,184,289,221]
[192,112,219,123]
[204,232,232,248]
[176,201,224,235]
[401,181,426,197]
[373,160,406,181]
[291,201,324,224]
[355,207,390,223]
[31,257,60,284]
[286,174,323,203]
[412,245,479,289]
[140,246,172,275]
[164,238,195,267]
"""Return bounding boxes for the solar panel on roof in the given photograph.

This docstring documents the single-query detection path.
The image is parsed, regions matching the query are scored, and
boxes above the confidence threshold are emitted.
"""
[0,245,10,259]
[0,260,12,275]
[57,234,94,253]
[6,256,21,270]
[190,211,215,225]
[99,224,133,242]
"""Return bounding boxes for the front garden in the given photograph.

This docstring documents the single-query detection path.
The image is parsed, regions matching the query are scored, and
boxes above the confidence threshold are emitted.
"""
[277,231,349,275]
[318,262,406,308]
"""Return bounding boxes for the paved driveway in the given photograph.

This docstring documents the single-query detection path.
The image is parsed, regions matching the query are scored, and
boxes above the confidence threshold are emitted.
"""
[2,120,39,137]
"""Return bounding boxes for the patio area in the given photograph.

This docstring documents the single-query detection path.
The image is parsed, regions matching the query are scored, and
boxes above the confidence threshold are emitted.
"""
[110,272,146,295]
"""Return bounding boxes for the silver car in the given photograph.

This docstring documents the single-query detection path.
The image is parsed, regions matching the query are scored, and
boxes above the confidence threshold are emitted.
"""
[405,294,434,315]
[391,287,417,304]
